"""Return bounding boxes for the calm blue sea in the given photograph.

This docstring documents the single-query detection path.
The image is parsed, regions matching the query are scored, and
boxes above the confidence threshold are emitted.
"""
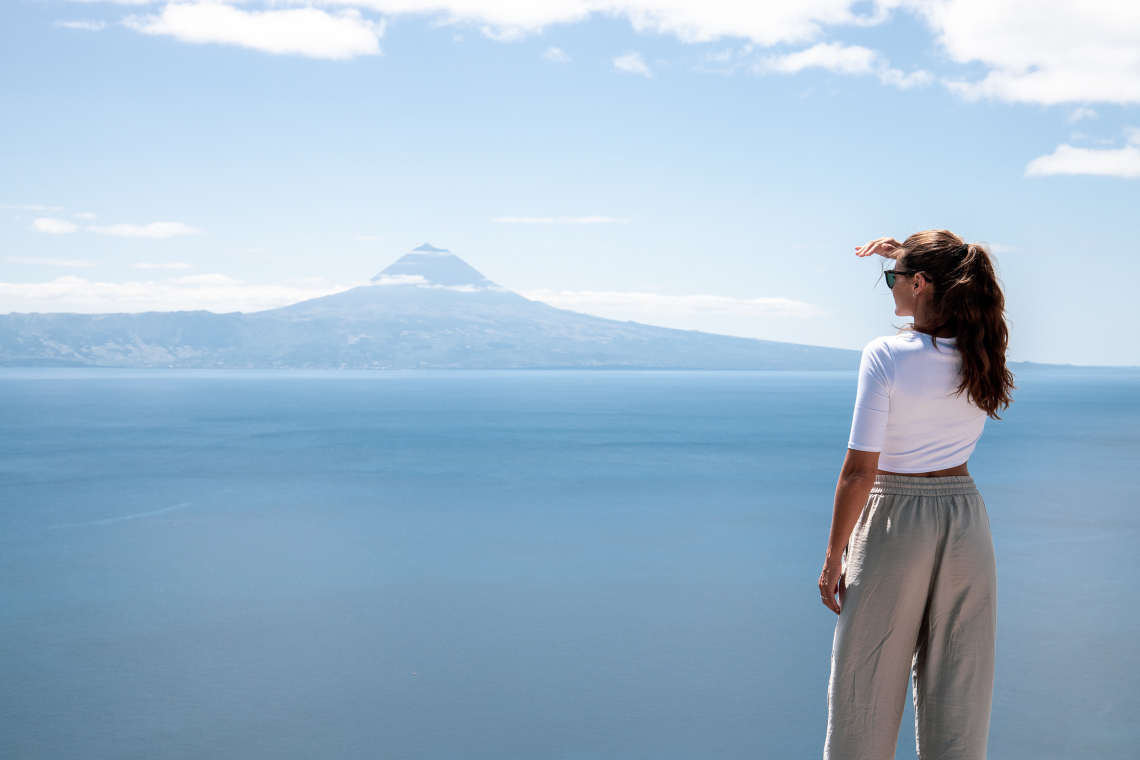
[0,369,1136,760]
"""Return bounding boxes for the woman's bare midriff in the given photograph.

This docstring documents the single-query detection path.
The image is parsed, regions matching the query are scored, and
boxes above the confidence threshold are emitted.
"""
[877,462,970,478]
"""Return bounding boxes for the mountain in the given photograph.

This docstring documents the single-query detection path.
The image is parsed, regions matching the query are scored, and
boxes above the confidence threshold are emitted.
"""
[0,245,860,369]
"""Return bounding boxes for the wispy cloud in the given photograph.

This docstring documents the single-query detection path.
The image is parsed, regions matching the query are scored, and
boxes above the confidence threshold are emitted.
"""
[372,274,428,286]
[759,42,931,89]
[4,256,194,270]
[761,42,876,75]
[1068,107,1098,123]
[124,2,384,60]
[0,275,363,314]
[90,221,202,238]
[543,46,571,63]
[1,204,62,211]
[613,51,652,77]
[55,20,106,31]
[479,24,525,42]
[32,218,79,235]
[521,289,823,319]
[1026,129,1140,178]
[5,255,98,268]
[169,274,240,285]
[131,261,194,269]
[492,216,630,224]
[370,274,497,293]
[693,45,753,75]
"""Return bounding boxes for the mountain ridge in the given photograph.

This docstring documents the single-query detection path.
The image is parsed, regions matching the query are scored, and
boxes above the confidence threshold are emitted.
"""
[0,246,861,370]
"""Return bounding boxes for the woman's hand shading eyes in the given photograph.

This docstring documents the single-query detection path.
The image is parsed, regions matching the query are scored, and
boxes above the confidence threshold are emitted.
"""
[855,237,902,260]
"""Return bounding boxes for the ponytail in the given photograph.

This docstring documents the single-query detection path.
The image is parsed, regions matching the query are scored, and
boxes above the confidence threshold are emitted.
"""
[898,231,1015,418]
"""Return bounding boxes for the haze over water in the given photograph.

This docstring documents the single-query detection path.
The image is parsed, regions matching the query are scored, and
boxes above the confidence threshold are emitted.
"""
[1,369,1136,759]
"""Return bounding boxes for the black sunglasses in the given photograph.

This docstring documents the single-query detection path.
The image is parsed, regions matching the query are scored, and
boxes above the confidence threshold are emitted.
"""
[884,269,920,289]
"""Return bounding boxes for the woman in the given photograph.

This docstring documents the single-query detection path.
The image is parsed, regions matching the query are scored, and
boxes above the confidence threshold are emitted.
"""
[819,230,1015,760]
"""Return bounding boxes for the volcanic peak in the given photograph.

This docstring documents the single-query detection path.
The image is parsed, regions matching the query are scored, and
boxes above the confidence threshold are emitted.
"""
[371,244,498,289]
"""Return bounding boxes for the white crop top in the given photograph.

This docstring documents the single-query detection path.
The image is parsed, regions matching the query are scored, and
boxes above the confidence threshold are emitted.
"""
[848,331,987,473]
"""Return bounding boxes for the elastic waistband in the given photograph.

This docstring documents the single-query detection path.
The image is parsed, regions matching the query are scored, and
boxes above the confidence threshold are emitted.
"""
[870,474,979,497]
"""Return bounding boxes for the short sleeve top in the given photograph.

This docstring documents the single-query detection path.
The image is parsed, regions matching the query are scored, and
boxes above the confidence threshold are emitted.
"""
[848,331,987,473]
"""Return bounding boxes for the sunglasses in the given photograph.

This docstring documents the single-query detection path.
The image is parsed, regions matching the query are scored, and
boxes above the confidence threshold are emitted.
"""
[884,269,920,289]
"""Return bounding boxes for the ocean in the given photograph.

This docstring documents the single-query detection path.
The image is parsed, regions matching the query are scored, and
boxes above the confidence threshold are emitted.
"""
[0,368,1136,759]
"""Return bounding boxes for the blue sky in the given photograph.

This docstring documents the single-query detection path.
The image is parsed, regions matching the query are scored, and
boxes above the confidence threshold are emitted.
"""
[2,0,1138,365]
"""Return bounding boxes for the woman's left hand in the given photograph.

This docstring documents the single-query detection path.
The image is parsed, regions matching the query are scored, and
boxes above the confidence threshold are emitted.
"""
[821,449,878,617]
[818,554,843,615]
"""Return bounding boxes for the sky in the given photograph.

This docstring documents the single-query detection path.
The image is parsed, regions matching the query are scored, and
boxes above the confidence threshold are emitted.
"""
[2,0,1139,366]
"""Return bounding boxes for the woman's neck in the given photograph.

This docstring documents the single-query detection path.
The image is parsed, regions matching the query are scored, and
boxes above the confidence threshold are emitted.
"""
[909,323,955,339]
[910,302,953,338]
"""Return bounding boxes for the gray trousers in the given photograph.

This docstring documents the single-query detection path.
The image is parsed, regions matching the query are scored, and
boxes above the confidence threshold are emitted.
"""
[825,475,997,760]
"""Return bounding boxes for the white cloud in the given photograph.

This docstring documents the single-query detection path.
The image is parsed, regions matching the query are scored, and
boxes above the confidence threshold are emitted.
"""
[55,20,107,31]
[479,24,526,42]
[169,274,240,285]
[759,42,931,88]
[925,0,1140,105]
[32,218,79,234]
[437,283,483,292]
[877,66,933,89]
[5,256,98,267]
[1068,107,1098,123]
[75,212,99,219]
[762,41,876,75]
[521,288,823,318]
[692,45,753,74]
[131,261,194,269]
[124,2,384,60]
[332,0,884,46]
[369,273,494,292]
[492,215,630,224]
[613,51,652,77]
[0,275,361,314]
[1,204,62,211]
[1025,130,1140,178]
[371,273,428,285]
[92,2,1140,104]
[543,46,571,63]
[90,221,202,238]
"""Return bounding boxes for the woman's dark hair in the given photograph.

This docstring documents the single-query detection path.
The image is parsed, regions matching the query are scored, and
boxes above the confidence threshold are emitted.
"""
[898,230,1015,418]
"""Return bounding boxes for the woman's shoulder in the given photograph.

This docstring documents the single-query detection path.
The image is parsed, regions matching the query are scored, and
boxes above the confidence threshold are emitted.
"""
[860,332,937,374]
[861,332,919,356]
